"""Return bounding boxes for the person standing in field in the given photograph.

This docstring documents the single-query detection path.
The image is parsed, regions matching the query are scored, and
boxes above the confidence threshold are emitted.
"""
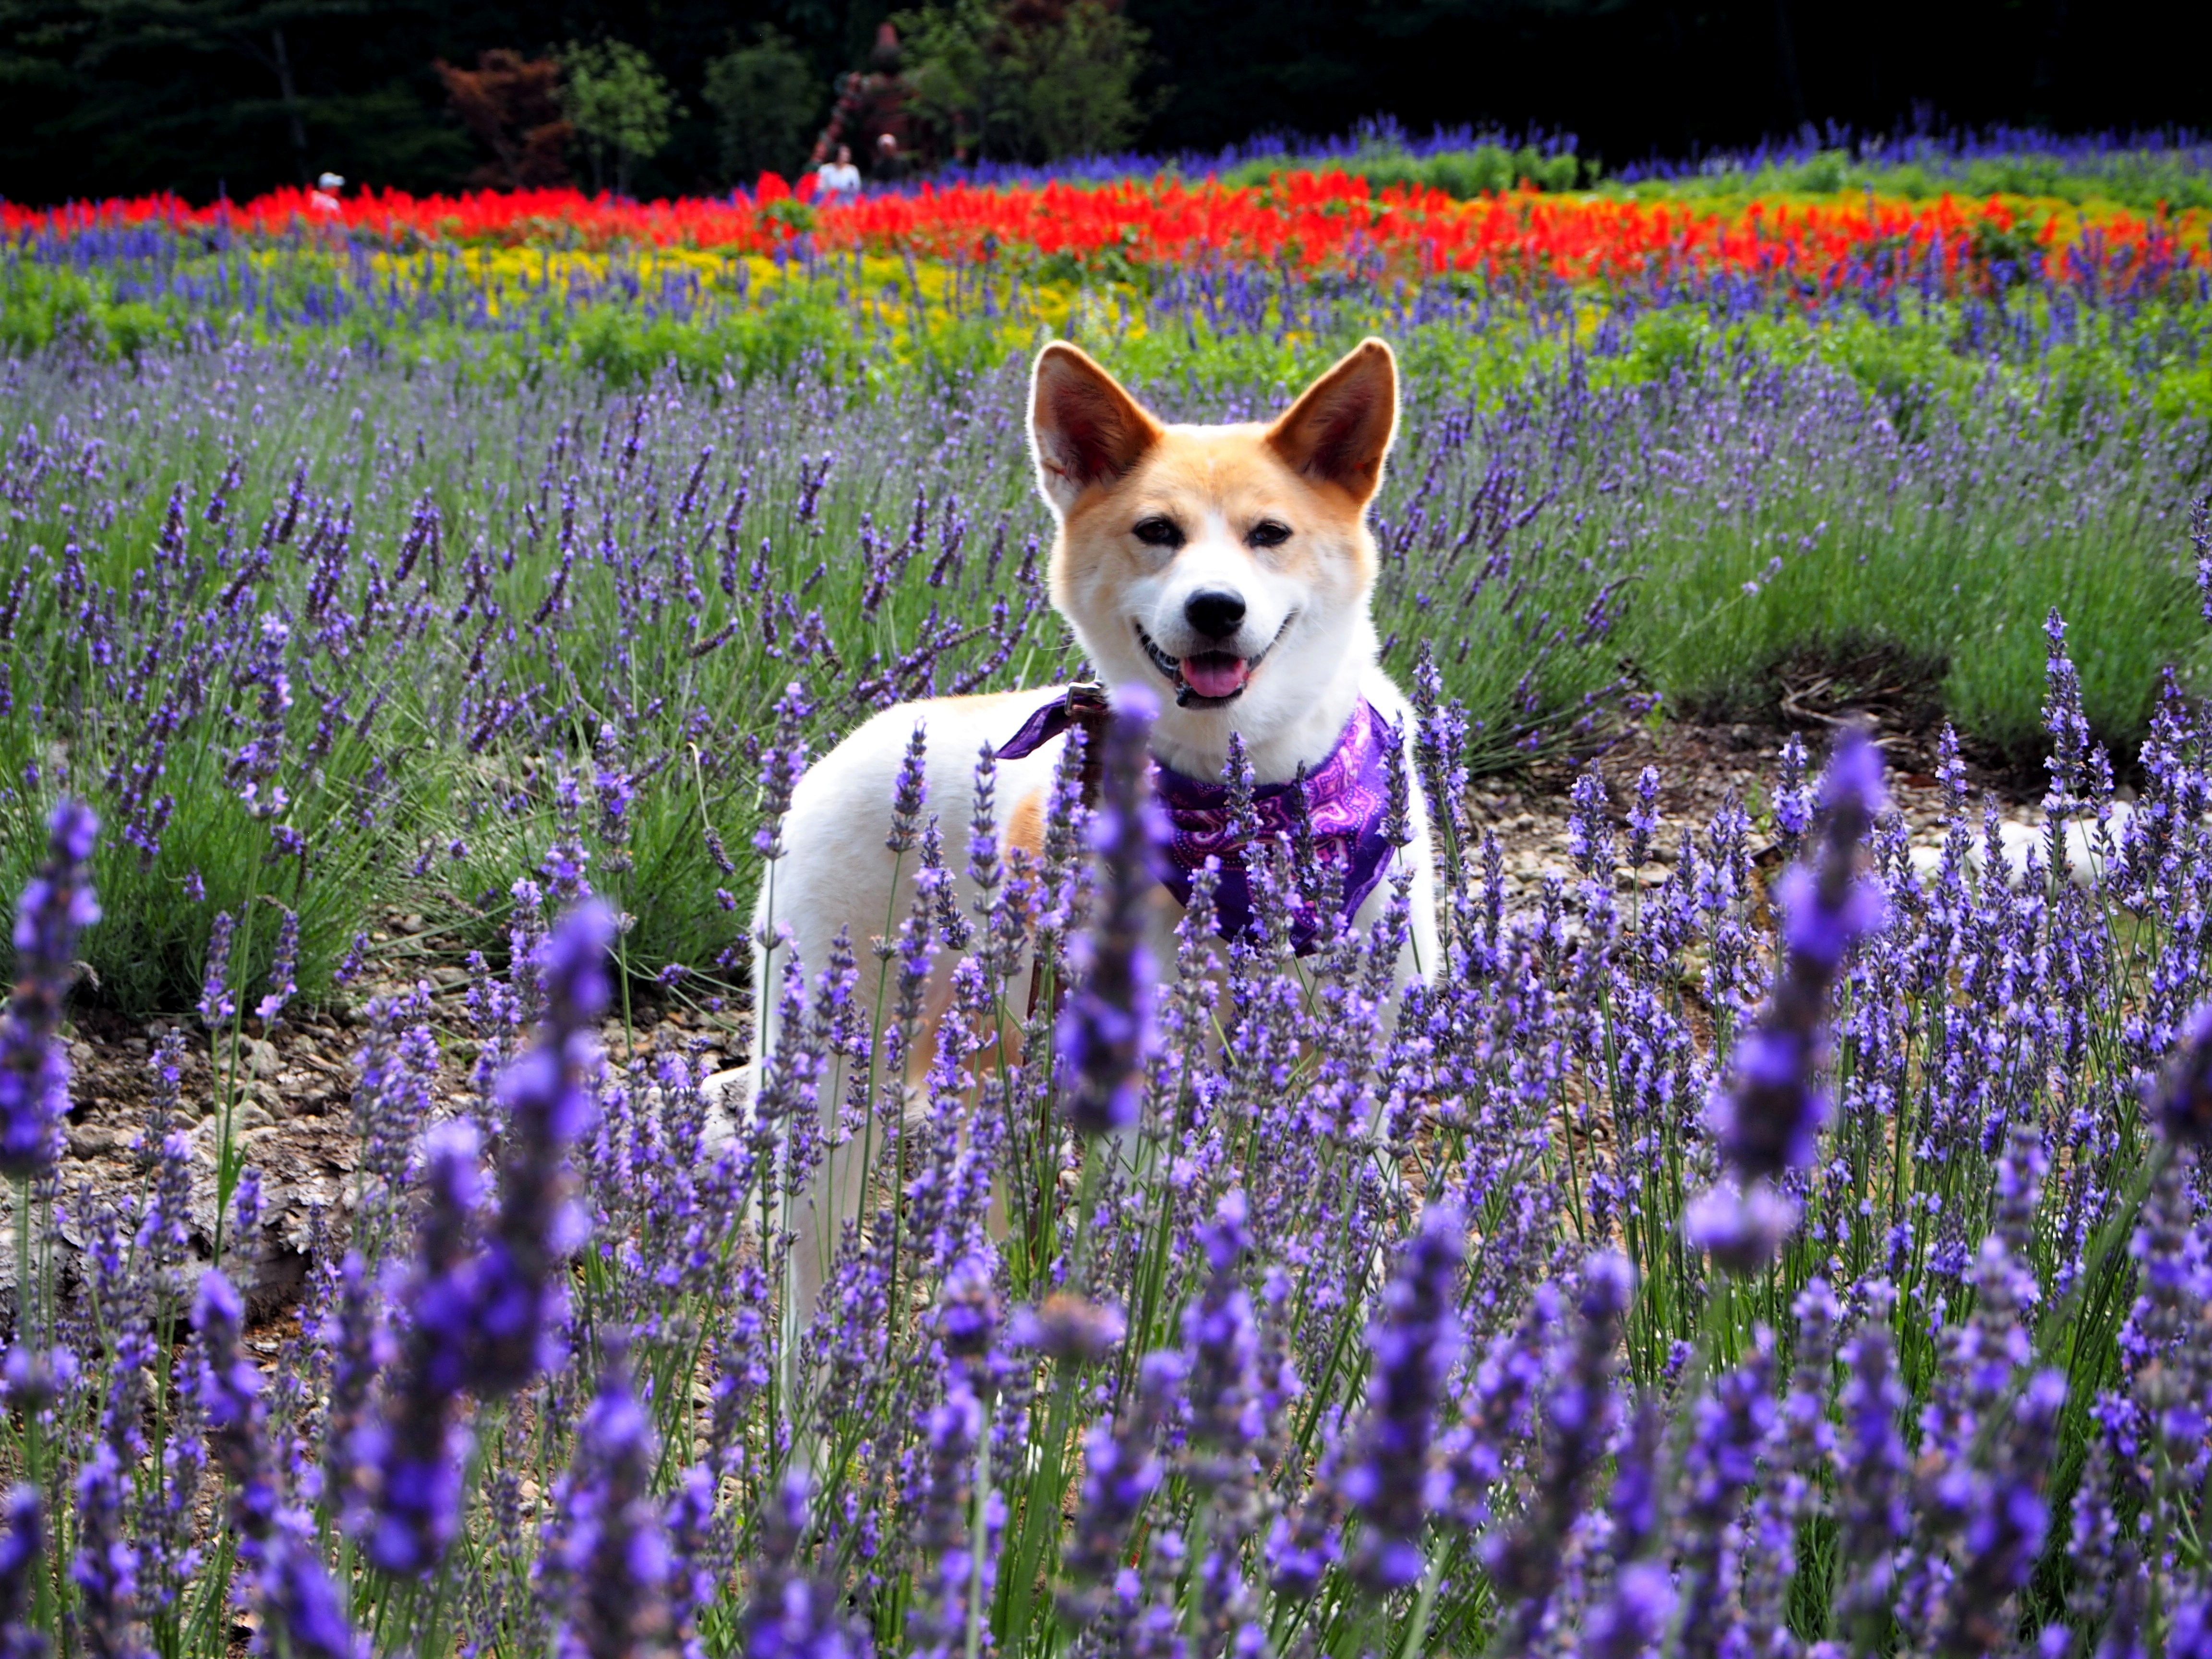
[816,145,861,200]
[309,171,345,215]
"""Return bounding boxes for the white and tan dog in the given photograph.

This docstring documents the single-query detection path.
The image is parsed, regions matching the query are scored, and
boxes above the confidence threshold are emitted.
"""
[752,336,1438,1313]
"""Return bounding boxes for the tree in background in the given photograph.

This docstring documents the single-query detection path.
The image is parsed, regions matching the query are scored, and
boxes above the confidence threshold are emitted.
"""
[896,0,1148,165]
[434,50,571,190]
[559,38,678,197]
[809,22,916,176]
[701,26,825,185]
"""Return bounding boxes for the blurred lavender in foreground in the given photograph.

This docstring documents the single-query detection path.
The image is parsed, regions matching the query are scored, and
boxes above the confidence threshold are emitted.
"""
[0,801,98,1178]
[1058,685,1164,1140]
[466,900,613,1395]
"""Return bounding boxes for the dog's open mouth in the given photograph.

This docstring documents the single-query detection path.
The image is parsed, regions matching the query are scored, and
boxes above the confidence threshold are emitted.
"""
[1135,619,1290,708]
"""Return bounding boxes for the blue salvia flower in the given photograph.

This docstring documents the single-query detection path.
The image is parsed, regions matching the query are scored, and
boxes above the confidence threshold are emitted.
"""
[1689,729,1885,1270]
[1058,683,1164,1139]
[1345,1202,1466,1593]
[1,799,99,1178]
[0,1485,47,1659]
[469,899,613,1396]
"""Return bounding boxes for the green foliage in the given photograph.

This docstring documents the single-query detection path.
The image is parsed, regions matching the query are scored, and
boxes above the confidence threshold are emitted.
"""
[1221,143,1590,197]
[1606,145,2212,213]
[701,25,825,186]
[896,0,1150,164]
[558,38,680,196]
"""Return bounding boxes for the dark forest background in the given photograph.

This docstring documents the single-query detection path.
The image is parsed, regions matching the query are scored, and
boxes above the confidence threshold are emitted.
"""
[0,0,2202,205]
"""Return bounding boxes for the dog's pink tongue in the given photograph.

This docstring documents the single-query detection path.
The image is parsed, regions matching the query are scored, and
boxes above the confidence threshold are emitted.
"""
[1181,653,1250,699]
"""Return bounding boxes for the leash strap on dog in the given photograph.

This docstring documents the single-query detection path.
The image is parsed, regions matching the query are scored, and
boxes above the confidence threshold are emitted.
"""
[998,682,1112,1022]
[995,681,1111,804]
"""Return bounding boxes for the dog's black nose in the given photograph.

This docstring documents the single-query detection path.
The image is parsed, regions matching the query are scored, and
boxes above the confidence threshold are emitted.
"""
[1184,589,1247,641]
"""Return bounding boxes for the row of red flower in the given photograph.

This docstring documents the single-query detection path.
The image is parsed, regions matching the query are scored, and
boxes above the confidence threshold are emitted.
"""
[8,171,2202,291]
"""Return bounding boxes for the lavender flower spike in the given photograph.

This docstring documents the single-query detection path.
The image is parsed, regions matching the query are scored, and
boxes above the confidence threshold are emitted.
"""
[1345,1202,1466,1593]
[196,1270,367,1659]
[2152,1001,2212,1147]
[469,899,614,1395]
[1059,682,1165,1139]
[0,1485,46,1659]
[558,1347,674,1659]
[360,1119,482,1575]
[1693,729,1885,1270]
[1,800,99,1178]
[195,1268,278,1541]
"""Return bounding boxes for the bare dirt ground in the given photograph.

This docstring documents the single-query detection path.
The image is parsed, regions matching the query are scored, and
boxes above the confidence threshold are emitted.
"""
[19,715,2044,1322]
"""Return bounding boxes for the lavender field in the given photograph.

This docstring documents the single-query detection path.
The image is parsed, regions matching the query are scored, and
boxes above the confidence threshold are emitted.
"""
[3,263,2212,1659]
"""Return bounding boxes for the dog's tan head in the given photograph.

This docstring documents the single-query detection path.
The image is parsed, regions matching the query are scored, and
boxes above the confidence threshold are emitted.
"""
[1026,337,1398,770]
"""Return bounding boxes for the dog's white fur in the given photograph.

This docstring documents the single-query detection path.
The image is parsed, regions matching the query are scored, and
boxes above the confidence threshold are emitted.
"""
[752,337,1437,1318]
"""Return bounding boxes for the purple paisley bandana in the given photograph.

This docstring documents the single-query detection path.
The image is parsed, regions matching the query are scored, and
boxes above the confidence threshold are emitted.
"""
[999,690,1396,954]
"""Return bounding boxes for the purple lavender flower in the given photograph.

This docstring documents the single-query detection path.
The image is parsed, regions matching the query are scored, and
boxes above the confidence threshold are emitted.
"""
[255,907,299,1026]
[753,682,812,862]
[1058,684,1163,1139]
[257,1542,363,1659]
[1010,1293,1127,1363]
[358,1118,481,1575]
[557,1348,673,1659]
[317,1250,382,1524]
[196,1268,279,1540]
[0,1485,46,1659]
[1675,1334,1776,1659]
[2,799,98,1178]
[1693,729,1885,1270]
[71,1443,143,1659]
[1345,1202,1466,1593]
[469,900,613,1396]
[2151,1002,2212,1147]
[199,911,237,1030]
[743,1474,865,1659]
[1580,1401,1669,1659]
[1484,1252,1630,1645]
[1062,1352,1183,1625]
[1939,1369,2068,1657]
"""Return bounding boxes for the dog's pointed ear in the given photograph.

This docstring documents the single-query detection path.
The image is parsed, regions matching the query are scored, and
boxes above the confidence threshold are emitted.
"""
[1266,337,1398,505]
[1028,342,1162,517]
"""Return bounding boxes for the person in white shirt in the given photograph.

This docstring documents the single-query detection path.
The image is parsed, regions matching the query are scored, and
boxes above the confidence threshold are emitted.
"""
[309,171,344,215]
[816,146,861,199]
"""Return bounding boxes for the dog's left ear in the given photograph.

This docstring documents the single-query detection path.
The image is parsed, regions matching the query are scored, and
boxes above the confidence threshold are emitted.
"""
[1266,337,1398,505]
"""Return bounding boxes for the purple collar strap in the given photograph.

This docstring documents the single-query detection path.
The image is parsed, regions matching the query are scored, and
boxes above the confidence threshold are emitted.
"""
[998,688,1396,954]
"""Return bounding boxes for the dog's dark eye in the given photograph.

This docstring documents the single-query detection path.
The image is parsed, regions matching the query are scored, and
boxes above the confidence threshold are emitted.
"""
[1248,520,1292,550]
[1132,516,1184,549]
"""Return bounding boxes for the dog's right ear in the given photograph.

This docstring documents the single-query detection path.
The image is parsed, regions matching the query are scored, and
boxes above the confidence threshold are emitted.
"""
[1028,342,1161,518]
